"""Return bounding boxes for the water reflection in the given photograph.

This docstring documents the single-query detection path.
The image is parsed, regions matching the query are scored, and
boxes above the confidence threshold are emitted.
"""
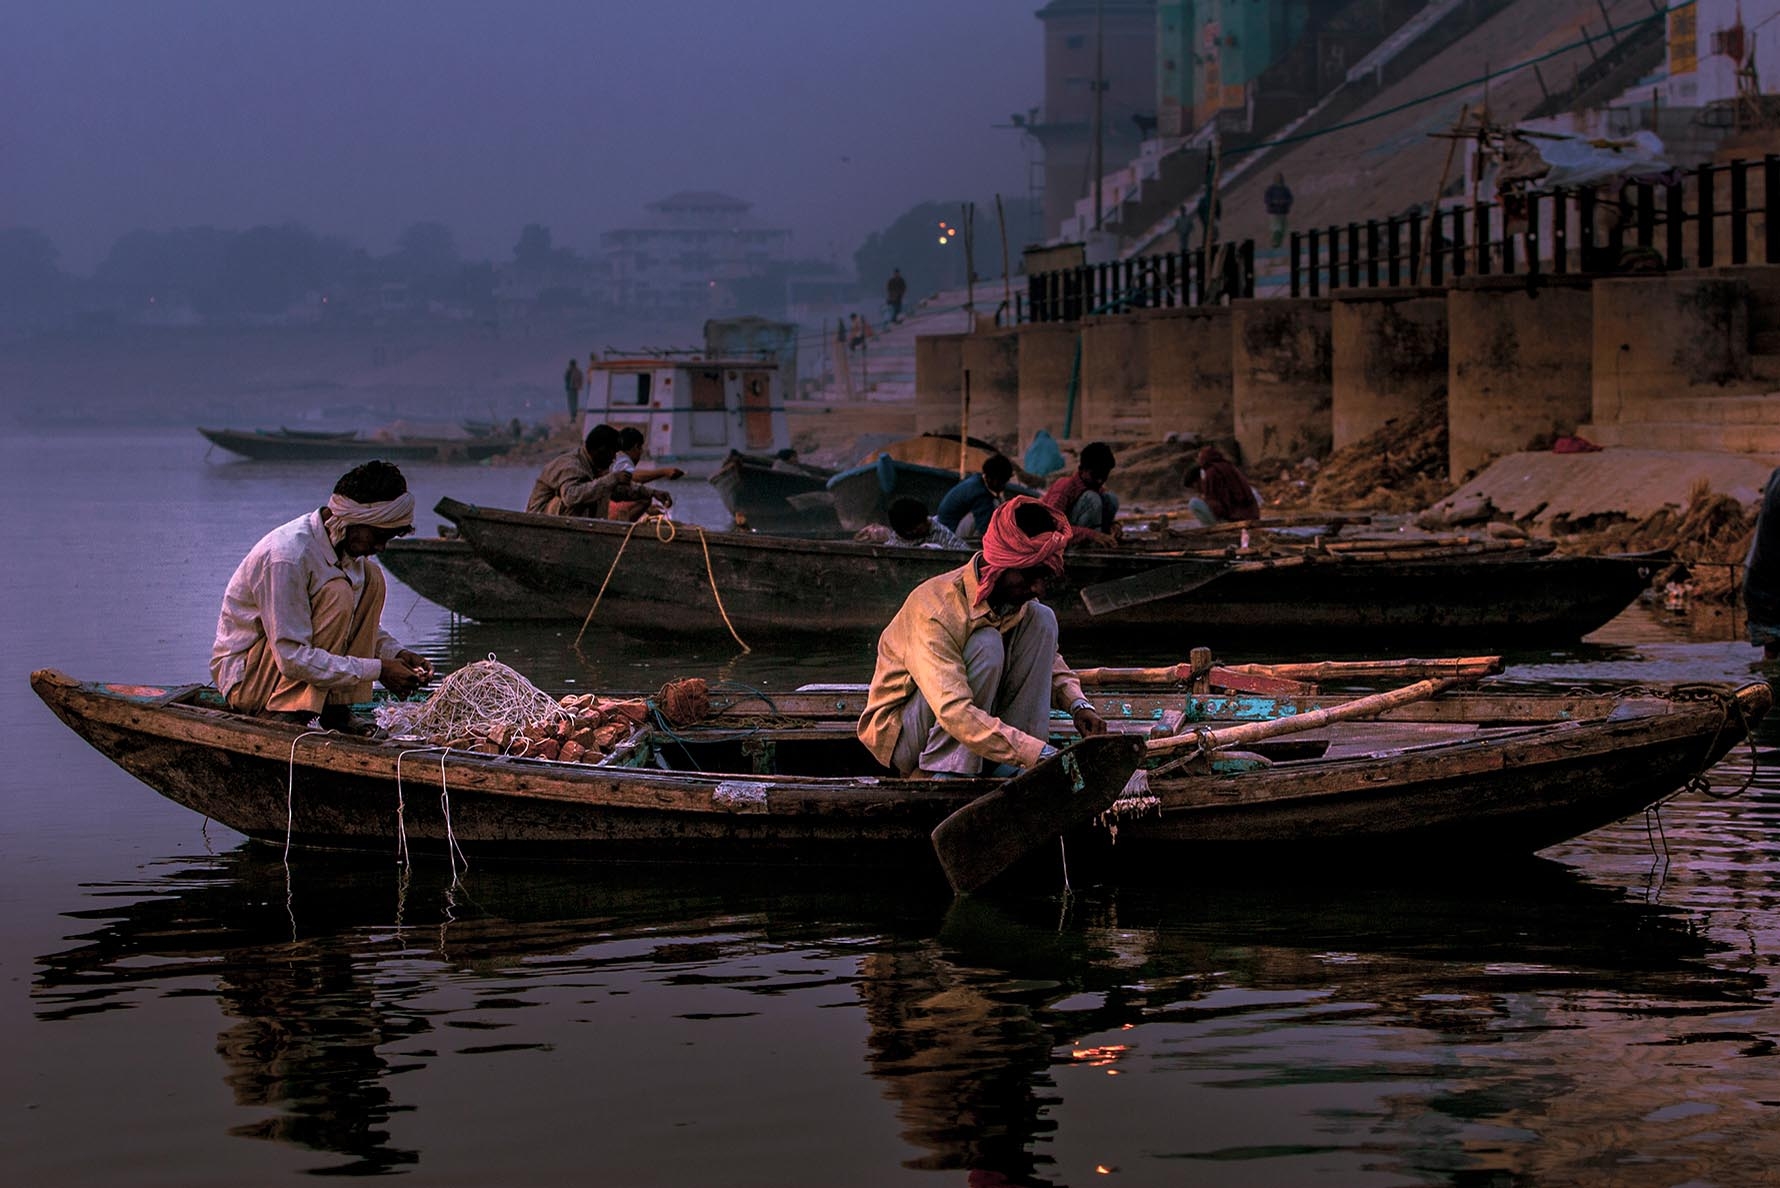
[33,851,1777,1183]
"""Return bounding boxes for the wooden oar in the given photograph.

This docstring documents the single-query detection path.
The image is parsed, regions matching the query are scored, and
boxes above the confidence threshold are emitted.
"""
[930,732,1146,895]
[1146,676,1462,755]
[1215,656,1503,682]
[1078,555,1307,616]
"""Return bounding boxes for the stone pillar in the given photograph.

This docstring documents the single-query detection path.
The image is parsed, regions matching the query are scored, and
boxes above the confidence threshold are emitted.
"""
[1016,322,1079,455]
[1231,298,1333,467]
[1448,277,1594,477]
[959,329,1021,453]
[1079,313,1151,442]
[914,333,966,436]
[1592,274,1750,419]
[1330,290,1449,449]
[1147,306,1233,441]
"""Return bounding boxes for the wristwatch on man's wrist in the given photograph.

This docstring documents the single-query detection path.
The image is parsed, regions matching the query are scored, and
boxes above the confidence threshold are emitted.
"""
[1068,697,1093,714]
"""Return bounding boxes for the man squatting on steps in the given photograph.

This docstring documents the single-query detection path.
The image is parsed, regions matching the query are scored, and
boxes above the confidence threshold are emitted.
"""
[857,496,1108,779]
[211,460,432,732]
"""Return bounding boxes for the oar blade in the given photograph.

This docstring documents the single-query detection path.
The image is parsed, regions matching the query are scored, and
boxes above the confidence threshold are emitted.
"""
[1077,560,1233,616]
[931,733,1147,895]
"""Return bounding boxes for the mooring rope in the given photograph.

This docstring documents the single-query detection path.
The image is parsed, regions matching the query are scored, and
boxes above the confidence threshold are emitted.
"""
[573,517,648,648]
[395,746,448,868]
[694,526,751,652]
[284,729,334,863]
[439,750,468,880]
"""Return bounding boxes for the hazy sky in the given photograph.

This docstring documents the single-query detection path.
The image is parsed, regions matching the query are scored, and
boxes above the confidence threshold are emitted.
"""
[4,0,1045,273]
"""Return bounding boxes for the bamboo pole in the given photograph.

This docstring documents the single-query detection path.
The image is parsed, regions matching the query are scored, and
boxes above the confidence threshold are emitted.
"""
[1146,677,1462,754]
[1217,657,1502,682]
[1416,103,1470,284]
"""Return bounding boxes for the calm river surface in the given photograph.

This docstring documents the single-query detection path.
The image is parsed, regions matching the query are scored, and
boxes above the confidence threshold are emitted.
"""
[5,428,1780,1185]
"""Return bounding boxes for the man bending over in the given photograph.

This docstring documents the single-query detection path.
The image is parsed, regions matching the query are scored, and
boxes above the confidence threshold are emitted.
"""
[857,497,1106,779]
[211,459,432,731]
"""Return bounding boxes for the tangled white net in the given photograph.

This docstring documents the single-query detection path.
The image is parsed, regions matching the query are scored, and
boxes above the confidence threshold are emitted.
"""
[374,655,571,741]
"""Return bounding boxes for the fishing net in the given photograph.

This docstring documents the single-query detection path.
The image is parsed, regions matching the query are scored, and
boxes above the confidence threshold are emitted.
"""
[375,655,570,741]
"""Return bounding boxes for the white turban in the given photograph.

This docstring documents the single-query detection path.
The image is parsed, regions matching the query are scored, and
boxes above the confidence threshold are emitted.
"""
[325,491,415,546]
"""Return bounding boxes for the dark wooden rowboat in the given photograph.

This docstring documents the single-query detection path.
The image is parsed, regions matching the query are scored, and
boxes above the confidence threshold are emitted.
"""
[381,537,566,621]
[32,669,1768,874]
[707,450,841,536]
[423,498,1660,646]
[199,427,514,463]
[31,669,1143,889]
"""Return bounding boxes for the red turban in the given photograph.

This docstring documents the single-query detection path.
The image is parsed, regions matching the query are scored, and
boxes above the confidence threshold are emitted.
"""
[976,495,1070,605]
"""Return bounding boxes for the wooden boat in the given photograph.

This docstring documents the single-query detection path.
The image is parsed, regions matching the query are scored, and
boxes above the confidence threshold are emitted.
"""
[32,669,1768,875]
[707,450,841,536]
[823,434,1037,533]
[380,537,566,621]
[425,498,1661,646]
[31,670,1143,892]
[199,427,514,463]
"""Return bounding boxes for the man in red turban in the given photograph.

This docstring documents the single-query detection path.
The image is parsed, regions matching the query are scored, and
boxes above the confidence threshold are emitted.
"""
[857,496,1107,779]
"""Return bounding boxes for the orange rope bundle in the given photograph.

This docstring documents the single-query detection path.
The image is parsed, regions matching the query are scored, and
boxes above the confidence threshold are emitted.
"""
[657,677,711,727]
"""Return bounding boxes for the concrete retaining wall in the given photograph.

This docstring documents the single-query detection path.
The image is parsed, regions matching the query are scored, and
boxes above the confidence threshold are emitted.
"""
[1016,322,1079,454]
[914,333,966,436]
[1231,298,1333,466]
[1079,315,1152,441]
[959,330,1021,452]
[1448,278,1593,477]
[1146,306,1233,441]
[1330,291,1448,449]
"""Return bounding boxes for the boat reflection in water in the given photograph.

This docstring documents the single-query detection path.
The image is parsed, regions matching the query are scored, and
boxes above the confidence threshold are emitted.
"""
[33,845,1778,1184]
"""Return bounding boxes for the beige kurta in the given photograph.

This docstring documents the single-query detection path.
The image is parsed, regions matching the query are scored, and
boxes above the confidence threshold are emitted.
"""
[856,555,1085,771]
[526,448,629,517]
[210,510,404,713]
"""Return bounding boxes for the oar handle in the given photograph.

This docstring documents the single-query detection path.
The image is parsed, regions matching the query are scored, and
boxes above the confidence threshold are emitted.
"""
[1145,676,1463,755]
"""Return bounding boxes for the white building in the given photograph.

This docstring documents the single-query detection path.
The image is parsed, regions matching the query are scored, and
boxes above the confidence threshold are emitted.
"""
[600,192,792,316]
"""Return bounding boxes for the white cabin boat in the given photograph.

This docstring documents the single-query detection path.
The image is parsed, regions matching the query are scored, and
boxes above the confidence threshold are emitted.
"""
[581,355,790,478]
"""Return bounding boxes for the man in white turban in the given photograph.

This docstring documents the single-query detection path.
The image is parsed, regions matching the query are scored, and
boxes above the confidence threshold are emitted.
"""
[211,459,433,732]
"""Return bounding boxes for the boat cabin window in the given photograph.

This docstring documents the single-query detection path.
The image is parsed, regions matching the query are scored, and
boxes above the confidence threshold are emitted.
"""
[609,372,652,406]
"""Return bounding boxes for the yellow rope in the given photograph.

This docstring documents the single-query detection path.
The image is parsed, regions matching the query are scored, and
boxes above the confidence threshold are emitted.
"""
[573,516,645,648]
[695,525,751,652]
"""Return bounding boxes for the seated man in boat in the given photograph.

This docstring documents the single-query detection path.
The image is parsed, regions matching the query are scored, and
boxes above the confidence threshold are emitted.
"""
[1041,441,1121,548]
[1183,445,1261,526]
[935,452,1015,540]
[210,459,433,732]
[858,497,1107,779]
[885,497,970,550]
[527,423,671,519]
[606,426,686,522]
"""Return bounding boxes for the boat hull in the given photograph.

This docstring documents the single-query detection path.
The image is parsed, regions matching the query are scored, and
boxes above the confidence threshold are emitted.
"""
[437,500,1659,647]
[200,427,512,463]
[32,670,1769,871]
[382,538,567,621]
[707,451,841,536]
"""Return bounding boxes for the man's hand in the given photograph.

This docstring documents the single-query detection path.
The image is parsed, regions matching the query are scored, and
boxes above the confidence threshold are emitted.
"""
[667,467,686,480]
[382,652,432,697]
[1091,530,1120,549]
[650,487,674,510]
[1071,702,1108,736]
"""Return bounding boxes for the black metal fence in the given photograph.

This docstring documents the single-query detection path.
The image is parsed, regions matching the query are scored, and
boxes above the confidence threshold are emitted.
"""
[1016,240,1256,324]
[1289,155,1780,297]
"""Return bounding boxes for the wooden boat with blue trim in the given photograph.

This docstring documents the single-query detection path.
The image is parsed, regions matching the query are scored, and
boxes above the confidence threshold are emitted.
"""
[31,668,1767,875]
[410,498,1661,647]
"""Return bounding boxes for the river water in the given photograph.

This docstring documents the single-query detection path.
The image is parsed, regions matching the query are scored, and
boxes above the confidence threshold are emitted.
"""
[5,428,1780,1185]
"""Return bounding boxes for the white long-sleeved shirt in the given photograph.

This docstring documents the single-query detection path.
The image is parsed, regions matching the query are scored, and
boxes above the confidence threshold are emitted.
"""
[210,510,402,698]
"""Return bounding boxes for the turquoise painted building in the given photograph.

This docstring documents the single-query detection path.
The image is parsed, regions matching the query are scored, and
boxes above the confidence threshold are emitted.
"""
[1158,0,1311,136]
